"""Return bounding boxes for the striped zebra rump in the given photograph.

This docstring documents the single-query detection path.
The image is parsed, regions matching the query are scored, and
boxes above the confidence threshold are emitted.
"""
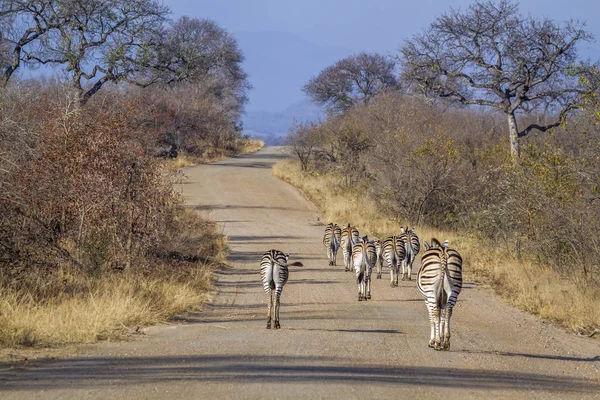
[323,223,341,266]
[340,224,355,272]
[260,249,303,330]
[381,235,406,287]
[399,227,420,281]
[352,237,377,301]
[417,239,463,350]
[351,227,360,245]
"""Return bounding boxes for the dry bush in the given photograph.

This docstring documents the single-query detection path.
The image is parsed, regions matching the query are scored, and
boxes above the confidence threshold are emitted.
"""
[281,90,600,332]
[0,82,230,348]
[122,85,252,161]
[274,159,600,333]
[0,209,225,347]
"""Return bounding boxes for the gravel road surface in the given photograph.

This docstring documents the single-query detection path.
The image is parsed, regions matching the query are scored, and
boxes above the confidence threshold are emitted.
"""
[1,146,599,399]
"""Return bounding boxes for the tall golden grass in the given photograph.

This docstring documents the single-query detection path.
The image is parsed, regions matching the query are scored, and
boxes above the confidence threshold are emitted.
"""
[0,209,227,348]
[274,160,600,334]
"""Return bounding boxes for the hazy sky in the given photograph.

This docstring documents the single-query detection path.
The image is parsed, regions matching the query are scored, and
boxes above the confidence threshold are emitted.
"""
[164,0,600,112]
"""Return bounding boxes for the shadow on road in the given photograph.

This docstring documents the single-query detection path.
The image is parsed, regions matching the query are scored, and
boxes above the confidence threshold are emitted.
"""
[1,355,597,394]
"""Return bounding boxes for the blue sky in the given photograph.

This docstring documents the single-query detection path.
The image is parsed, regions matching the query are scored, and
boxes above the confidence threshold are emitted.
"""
[167,1,599,112]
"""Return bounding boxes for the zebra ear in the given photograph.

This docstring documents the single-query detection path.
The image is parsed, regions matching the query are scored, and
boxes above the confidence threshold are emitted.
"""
[400,226,405,233]
[431,238,442,248]
[424,241,431,250]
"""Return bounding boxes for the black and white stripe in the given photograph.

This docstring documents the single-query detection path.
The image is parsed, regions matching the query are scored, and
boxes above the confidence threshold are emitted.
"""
[417,239,463,350]
[399,227,420,281]
[341,224,359,272]
[352,236,377,301]
[323,223,341,266]
[381,235,406,287]
[260,249,303,329]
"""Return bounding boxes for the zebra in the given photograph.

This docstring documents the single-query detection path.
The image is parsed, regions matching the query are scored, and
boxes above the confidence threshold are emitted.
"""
[352,236,377,301]
[340,224,359,272]
[260,250,303,329]
[323,223,341,266]
[399,227,420,281]
[381,235,406,287]
[417,239,463,350]
[374,239,384,279]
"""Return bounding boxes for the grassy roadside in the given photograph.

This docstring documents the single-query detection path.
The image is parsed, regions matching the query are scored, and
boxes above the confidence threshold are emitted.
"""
[0,208,227,349]
[273,160,600,335]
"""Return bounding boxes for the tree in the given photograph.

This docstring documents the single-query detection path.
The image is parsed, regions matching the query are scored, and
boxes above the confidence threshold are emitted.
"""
[399,0,596,161]
[285,120,321,172]
[0,0,75,86]
[303,52,398,113]
[151,17,250,123]
[20,0,170,105]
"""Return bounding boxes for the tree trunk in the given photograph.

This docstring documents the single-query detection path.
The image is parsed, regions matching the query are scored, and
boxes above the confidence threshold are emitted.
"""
[507,112,520,162]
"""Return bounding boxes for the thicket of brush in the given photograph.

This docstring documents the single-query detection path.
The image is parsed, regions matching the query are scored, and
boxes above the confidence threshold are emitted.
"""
[280,92,600,333]
[0,78,264,347]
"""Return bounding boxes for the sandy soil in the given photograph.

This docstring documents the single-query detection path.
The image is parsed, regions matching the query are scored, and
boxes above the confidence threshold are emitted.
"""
[1,146,599,399]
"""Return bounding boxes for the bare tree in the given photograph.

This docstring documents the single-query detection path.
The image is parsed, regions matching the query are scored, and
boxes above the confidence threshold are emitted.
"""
[151,17,250,123]
[19,0,170,105]
[285,120,322,172]
[0,0,76,86]
[399,0,596,161]
[304,52,398,113]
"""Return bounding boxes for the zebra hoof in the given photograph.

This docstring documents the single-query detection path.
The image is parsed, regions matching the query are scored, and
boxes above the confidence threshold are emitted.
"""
[266,322,271,329]
[442,341,450,351]
[401,276,406,281]
[328,261,333,266]
[377,275,381,279]
[434,342,443,351]
[367,293,371,299]
[358,296,363,301]
[274,321,281,329]
[428,340,435,348]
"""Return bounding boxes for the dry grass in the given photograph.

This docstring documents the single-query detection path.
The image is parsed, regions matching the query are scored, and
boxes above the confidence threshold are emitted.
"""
[237,139,265,155]
[274,160,600,333]
[0,209,226,348]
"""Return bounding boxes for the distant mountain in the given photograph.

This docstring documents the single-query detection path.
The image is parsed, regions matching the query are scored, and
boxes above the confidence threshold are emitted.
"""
[236,30,351,113]
[234,30,348,144]
[242,99,324,144]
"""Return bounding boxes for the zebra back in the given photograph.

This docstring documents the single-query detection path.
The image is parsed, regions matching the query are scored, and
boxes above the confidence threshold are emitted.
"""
[352,236,377,274]
[334,224,342,244]
[260,249,290,294]
[418,241,463,308]
[399,228,420,260]
[381,235,406,265]
[323,223,338,248]
[341,224,353,250]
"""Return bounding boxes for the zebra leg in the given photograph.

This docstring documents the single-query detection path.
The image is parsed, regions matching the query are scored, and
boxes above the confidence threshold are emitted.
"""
[401,259,407,281]
[274,293,281,329]
[266,290,272,329]
[389,266,395,287]
[366,276,371,299]
[442,307,453,350]
[407,259,413,281]
[433,307,442,351]
[426,302,436,348]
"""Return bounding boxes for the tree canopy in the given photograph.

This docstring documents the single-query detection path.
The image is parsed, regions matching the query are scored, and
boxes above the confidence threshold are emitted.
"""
[304,52,398,113]
[399,0,597,160]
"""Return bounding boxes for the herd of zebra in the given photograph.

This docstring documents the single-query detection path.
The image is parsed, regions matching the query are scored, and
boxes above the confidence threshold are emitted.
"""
[259,223,463,351]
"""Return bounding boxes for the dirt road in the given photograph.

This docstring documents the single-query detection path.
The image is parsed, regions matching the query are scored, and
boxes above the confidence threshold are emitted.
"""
[1,146,599,399]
